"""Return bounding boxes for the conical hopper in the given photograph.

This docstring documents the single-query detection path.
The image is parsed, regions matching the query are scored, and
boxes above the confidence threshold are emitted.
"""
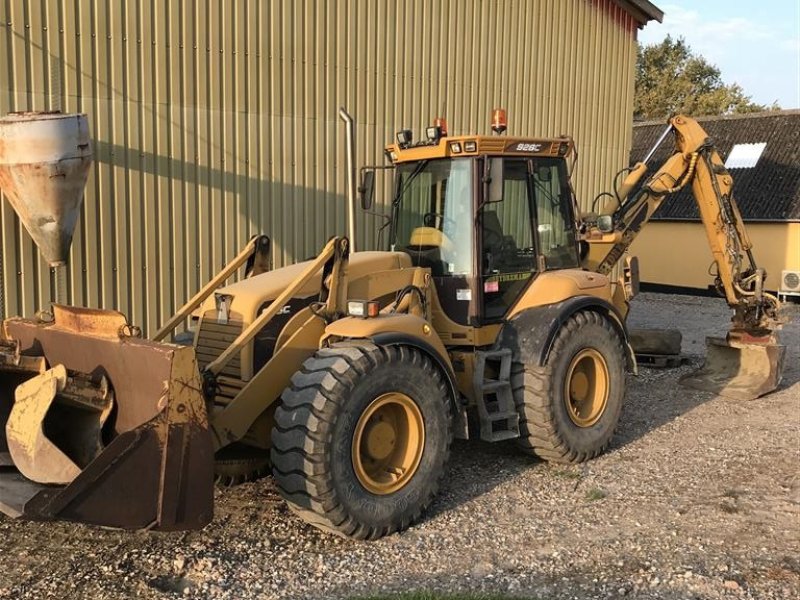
[0,112,92,266]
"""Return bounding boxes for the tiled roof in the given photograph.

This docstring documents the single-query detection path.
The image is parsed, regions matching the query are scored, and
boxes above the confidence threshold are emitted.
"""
[630,111,800,222]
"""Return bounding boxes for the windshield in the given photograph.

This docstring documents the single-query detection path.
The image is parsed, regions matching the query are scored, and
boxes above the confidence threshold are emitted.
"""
[391,159,474,277]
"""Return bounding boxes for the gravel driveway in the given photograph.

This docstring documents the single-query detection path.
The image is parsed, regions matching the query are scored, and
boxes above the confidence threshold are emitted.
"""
[0,292,797,600]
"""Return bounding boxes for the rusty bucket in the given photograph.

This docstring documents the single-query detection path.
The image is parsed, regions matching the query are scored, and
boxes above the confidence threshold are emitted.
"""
[0,307,214,530]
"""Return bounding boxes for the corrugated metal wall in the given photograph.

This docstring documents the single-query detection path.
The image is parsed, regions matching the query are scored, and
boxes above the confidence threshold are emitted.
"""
[1,0,638,333]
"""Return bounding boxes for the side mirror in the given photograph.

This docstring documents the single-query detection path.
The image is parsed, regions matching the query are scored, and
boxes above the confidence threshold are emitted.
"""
[597,214,614,233]
[359,170,375,210]
[487,158,504,203]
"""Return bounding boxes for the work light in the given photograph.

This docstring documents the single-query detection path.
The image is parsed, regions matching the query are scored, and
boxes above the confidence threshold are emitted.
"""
[396,129,413,148]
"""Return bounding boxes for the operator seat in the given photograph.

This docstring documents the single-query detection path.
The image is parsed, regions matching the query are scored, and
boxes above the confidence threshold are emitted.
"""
[482,210,517,271]
[403,226,452,276]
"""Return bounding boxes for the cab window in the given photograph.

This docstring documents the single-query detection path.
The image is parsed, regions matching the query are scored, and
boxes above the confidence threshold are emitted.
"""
[393,159,474,277]
[532,161,579,269]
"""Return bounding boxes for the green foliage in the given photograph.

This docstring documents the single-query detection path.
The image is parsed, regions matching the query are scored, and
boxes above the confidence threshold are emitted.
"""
[634,35,777,120]
[585,487,608,502]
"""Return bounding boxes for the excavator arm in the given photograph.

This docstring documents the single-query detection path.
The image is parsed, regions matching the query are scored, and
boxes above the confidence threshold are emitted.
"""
[584,114,785,400]
[586,114,781,336]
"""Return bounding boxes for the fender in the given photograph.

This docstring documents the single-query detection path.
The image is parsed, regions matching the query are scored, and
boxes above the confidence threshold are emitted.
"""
[494,296,637,373]
[323,314,459,403]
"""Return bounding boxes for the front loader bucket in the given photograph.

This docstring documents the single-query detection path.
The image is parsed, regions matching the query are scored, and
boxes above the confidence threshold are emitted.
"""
[0,306,213,530]
[680,336,786,401]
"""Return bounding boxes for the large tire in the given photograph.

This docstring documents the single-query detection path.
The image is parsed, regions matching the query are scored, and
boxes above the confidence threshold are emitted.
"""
[270,342,452,540]
[512,310,625,463]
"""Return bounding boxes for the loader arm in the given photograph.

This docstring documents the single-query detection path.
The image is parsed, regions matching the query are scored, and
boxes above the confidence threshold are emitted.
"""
[586,114,781,336]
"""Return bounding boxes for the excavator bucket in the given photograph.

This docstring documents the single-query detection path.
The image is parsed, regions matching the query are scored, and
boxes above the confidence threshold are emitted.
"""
[0,305,213,530]
[680,336,786,401]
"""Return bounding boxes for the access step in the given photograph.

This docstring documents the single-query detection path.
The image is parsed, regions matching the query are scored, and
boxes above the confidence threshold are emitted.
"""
[473,349,520,443]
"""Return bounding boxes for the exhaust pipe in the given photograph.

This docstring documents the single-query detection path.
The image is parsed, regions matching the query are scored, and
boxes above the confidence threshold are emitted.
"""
[338,107,357,253]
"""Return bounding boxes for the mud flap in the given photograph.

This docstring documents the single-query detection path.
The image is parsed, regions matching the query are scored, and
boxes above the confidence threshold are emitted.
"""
[680,336,786,401]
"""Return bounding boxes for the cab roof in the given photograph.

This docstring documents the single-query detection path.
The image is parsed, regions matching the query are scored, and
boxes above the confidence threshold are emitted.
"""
[386,134,575,164]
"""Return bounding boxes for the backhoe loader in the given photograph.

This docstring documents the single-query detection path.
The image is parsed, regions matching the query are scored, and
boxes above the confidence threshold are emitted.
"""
[0,109,784,539]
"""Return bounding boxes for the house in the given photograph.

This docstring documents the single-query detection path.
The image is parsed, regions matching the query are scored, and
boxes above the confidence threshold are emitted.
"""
[629,110,800,295]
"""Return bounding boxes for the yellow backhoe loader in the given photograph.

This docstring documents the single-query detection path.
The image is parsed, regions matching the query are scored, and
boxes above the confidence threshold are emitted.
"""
[0,109,784,539]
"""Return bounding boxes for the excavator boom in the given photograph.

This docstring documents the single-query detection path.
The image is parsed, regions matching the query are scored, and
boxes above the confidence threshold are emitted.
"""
[585,114,785,399]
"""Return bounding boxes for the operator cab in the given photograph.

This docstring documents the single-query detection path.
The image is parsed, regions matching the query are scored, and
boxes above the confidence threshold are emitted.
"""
[381,113,580,326]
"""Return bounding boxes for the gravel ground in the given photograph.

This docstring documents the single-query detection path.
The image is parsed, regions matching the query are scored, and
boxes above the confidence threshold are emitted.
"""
[0,292,797,600]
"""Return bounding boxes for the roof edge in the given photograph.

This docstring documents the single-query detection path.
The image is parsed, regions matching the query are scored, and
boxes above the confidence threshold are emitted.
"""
[633,109,800,128]
[618,0,664,25]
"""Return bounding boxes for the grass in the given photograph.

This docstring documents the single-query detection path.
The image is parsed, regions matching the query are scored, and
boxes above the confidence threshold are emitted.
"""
[584,487,608,502]
[550,467,582,480]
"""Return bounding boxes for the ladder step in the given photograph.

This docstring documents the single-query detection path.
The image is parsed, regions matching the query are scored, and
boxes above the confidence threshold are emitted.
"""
[480,348,512,360]
[483,430,519,443]
[480,379,511,393]
[484,410,519,421]
[474,348,518,443]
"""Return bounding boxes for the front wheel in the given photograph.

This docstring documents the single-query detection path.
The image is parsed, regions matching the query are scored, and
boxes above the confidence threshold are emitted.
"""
[270,342,452,539]
[513,310,626,463]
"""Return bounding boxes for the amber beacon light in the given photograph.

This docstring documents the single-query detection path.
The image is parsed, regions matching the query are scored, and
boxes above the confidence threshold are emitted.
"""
[491,108,507,134]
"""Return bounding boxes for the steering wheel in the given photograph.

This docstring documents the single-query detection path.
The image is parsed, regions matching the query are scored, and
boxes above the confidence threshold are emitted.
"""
[423,211,457,231]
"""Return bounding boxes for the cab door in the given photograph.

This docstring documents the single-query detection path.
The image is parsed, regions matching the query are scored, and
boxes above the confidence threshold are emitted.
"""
[479,156,580,322]
[479,158,538,321]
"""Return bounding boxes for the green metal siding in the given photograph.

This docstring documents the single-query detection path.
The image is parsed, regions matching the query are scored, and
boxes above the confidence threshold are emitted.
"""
[1,0,640,332]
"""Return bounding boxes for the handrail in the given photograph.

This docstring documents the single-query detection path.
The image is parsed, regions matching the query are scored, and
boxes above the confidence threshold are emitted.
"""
[203,237,342,376]
[152,238,260,342]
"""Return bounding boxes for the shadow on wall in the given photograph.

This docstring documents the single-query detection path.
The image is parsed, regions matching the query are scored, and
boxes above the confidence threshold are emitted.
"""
[85,139,360,335]
[0,139,373,334]
[90,139,347,264]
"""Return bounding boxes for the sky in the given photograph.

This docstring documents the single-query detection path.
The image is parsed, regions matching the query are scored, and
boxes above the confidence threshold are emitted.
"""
[638,1,800,109]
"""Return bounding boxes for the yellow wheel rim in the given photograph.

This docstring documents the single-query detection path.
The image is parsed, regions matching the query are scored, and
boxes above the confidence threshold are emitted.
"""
[352,392,425,495]
[564,349,609,428]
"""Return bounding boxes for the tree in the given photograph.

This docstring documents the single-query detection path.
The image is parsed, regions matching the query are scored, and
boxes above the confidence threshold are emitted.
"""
[634,36,775,120]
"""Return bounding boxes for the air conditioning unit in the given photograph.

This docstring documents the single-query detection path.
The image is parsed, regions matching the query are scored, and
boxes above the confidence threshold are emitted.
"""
[780,270,800,295]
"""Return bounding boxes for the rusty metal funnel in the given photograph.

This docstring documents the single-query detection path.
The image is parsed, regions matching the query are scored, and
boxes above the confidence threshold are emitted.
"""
[0,112,92,266]
[680,336,786,401]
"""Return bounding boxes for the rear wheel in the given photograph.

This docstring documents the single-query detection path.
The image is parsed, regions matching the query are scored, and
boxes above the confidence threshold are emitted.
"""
[213,443,270,487]
[512,310,625,463]
[270,342,452,539]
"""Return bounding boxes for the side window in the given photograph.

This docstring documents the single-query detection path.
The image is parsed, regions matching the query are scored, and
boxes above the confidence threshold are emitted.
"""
[532,162,579,269]
[482,159,536,320]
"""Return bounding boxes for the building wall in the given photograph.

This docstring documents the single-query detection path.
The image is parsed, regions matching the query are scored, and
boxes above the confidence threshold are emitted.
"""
[630,222,800,292]
[1,0,639,333]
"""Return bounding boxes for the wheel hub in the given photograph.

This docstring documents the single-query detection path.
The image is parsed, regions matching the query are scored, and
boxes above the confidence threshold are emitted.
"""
[352,392,425,495]
[564,348,609,428]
